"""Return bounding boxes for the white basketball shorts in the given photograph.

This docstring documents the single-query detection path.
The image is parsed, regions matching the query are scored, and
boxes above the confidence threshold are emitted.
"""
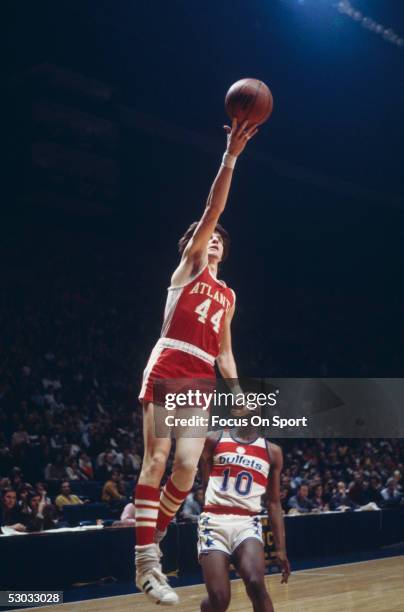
[197,512,263,558]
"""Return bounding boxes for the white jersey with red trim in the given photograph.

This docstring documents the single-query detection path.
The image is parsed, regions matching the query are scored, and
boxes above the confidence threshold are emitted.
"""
[204,431,271,514]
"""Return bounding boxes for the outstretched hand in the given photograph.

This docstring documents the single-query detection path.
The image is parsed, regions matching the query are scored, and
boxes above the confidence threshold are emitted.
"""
[223,118,259,157]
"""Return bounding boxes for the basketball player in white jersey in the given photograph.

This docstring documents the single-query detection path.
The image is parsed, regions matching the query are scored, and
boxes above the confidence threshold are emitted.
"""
[135,118,259,604]
[198,421,290,612]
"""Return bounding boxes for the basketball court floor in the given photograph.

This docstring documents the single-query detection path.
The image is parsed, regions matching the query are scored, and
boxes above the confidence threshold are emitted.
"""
[25,556,404,612]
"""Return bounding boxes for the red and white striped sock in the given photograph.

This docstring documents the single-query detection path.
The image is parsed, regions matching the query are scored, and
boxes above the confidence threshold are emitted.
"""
[134,484,160,546]
[156,477,190,532]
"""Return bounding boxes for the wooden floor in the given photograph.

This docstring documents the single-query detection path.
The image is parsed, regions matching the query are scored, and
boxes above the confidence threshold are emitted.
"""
[25,556,404,612]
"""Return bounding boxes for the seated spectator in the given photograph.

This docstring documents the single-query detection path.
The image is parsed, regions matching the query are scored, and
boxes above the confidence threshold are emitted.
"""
[102,469,126,505]
[367,476,383,505]
[96,451,118,481]
[35,482,52,506]
[78,452,94,480]
[55,481,83,512]
[121,448,140,479]
[280,486,290,513]
[280,474,292,511]
[120,501,135,524]
[0,477,11,492]
[0,488,27,532]
[181,488,204,522]
[287,484,313,514]
[11,424,30,451]
[25,493,55,532]
[65,458,84,480]
[330,481,357,511]
[348,472,369,506]
[311,484,328,512]
[18,485,35,520]
[392,470,403,492]
[10,467,31,495]
[381,478,402,508]
[44,453,67,481]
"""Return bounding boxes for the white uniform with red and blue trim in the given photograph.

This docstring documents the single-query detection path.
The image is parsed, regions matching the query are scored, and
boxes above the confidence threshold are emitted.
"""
[198,430,271,557]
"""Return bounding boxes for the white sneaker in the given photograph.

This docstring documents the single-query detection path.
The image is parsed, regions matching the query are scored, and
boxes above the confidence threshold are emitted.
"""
[136,567,179,605]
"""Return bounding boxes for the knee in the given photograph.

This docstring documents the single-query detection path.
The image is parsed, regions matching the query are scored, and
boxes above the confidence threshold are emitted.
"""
[173,456,198,479]
[141,451,167,483]
[245,576,267,600]
[208,589,230,611]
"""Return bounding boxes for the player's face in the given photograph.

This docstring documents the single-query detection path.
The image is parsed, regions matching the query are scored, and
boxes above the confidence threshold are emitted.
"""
[207,232,224,262]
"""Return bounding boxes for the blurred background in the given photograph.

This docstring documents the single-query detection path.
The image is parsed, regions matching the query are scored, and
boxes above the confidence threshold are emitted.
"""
[0,0,404,528]
[1,0,403,379]
[0,3,403,599]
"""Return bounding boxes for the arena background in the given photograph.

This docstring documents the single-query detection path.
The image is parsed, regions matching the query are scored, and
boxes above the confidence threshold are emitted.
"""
[1,1,403,610]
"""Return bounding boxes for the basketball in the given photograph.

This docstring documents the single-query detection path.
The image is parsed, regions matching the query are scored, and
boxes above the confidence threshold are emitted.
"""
[225,78,273,126]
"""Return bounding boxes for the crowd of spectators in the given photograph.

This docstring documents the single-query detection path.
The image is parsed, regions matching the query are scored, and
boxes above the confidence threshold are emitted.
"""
[277,438,403,514]
[0,246,403,532]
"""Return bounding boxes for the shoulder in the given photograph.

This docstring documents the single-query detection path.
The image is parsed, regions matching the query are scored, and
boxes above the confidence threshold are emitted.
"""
[207,429,223,443]
[203,430,223,455]
[267,441,283,466]
[170,257,207,289]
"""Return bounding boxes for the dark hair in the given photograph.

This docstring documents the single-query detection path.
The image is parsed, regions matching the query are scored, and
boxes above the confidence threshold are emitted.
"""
[178,222,230,262]
[2,487,17,501]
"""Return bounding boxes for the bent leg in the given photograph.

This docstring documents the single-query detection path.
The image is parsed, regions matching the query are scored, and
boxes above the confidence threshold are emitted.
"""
[232,538,273,612]
[172,434,206,489]
[156,433,206,532]
[200,552,231,612]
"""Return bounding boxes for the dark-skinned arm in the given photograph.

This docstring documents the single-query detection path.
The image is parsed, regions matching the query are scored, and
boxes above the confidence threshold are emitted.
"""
[266,442,291,584]
[199,431,222,496]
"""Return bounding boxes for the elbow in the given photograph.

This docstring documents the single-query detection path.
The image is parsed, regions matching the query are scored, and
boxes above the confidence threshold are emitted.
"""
[216,353,225,368]
[268,499,282,512]
[216,351,230,371]
[206,200,225,218]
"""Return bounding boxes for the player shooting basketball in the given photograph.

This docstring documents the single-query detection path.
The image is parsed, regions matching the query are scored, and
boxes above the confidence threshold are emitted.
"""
[135,117,259,604]
[198,416,290,612]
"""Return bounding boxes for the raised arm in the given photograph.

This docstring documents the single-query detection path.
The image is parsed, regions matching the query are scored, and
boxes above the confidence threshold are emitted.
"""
[171,120,258,286]
[266,443,291,584]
